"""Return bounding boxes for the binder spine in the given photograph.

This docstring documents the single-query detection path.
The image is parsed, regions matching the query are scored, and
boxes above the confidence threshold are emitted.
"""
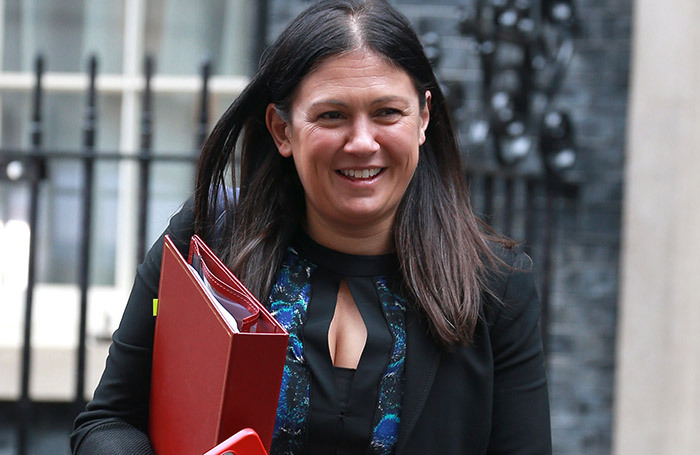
[218,333,288,452]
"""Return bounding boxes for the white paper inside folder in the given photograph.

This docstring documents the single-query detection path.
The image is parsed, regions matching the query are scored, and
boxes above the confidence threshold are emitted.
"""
[187,254,258,333]
[186,262,239,332]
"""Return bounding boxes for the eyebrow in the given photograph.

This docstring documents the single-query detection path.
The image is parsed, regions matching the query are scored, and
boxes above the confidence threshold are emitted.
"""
[310,96,413,108]
[311,99,348,108]
[371,96,412,105]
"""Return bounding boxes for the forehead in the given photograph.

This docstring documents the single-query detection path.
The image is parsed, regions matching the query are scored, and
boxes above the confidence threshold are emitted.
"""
[292,49,418,105]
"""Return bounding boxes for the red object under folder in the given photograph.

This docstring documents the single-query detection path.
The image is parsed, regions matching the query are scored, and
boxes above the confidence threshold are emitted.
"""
[149,235,288,455]
[202,428,267,455]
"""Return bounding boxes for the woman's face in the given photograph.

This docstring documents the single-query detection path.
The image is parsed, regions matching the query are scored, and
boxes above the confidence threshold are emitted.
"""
[266,49,430,245]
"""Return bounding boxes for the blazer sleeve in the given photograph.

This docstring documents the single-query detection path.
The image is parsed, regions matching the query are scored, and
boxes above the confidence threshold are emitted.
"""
[70,198,196,455]
[486,251,552,454]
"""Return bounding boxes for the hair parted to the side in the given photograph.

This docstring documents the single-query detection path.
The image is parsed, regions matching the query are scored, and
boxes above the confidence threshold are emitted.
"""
[194,0,509,348]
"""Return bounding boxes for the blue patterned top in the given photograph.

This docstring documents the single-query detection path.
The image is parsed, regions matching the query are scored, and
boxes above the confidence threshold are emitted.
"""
[267,234,407,454]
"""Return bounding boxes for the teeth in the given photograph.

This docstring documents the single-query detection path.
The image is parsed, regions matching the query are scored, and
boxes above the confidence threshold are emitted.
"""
[340,168,381,179]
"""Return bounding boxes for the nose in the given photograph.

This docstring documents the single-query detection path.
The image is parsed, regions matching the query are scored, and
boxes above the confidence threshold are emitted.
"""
[344,116,380,155]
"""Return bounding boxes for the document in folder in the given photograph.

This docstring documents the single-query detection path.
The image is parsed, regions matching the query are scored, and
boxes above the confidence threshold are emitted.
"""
[149,235,288,455]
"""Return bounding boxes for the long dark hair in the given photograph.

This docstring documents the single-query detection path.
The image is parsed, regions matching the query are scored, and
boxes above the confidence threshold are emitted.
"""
[195,0,504,347]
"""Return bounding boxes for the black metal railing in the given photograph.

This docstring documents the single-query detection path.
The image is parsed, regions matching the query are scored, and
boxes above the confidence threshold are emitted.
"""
[0,54,203,455]
[0,53,576,455]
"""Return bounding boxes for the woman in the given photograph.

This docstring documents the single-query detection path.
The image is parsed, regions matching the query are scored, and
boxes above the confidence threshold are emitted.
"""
[72,0,551,454]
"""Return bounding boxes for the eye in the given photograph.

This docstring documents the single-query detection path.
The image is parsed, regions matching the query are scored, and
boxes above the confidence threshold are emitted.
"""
[374,108,404,123]
[376,108,403,118]
[318,111,344,121]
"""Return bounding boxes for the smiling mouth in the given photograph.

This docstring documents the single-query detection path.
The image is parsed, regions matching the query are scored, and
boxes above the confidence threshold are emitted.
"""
[337,168,384,179]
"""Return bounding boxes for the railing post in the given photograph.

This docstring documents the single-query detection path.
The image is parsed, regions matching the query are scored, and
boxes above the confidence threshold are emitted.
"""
[503,177,515,237]
[196,58,211,150]
[17,53,46,455]
[136,55,154,264]
[252,0,269,73]
[540,177,557,356]
[523,178,538,259]
[482,174,495,227]
[75,55,98,410]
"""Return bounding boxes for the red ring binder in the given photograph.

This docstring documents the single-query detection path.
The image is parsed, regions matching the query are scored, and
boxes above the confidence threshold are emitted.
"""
[149,235,288,455]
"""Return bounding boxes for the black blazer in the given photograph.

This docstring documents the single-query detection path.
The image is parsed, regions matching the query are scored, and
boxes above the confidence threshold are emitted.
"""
[396,253,551,454]
[72,200,551,454]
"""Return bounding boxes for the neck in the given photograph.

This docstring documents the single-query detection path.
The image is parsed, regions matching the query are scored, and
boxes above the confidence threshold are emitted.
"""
[303,217,395,255]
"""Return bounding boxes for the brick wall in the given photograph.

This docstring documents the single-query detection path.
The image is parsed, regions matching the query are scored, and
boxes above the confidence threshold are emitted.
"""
[546,0,629,453]
[266,1,631,453]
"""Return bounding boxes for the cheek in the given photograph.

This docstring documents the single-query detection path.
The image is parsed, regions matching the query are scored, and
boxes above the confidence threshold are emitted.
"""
[292,133,343,172]
[403,141,421,183]
[289,140,331,190]
[295,123,342,150]
[407,152,419,182]
[387,129,421,168]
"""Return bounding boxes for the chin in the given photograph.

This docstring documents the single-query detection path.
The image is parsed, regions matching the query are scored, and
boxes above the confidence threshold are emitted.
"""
[334,207,394,227]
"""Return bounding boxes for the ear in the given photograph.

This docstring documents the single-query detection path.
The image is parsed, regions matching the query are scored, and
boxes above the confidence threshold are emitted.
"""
[265,103,293,157]
[419,90,431,146]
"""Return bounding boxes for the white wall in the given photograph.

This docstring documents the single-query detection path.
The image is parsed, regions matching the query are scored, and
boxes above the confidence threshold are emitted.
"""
[614,1,700,453]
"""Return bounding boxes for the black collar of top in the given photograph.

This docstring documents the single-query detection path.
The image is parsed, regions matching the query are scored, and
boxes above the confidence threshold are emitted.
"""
[294,231,399,277]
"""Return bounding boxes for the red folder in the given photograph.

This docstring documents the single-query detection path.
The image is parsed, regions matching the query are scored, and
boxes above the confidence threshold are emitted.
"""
[149,235,288,455]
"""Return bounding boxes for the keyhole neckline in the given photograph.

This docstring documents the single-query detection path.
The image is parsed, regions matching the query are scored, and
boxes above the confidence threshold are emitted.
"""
[294,230,398,277]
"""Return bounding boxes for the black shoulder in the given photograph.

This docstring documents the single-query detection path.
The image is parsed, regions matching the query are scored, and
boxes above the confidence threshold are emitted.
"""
[165,195,196,246]
[481,241,537,325]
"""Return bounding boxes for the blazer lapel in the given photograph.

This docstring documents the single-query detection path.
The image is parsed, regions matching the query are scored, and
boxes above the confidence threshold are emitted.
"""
[396,310,442,453]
